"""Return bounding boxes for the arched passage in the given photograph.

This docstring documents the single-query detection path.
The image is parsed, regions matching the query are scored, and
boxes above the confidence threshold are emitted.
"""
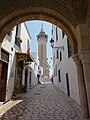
[0,3,80,54]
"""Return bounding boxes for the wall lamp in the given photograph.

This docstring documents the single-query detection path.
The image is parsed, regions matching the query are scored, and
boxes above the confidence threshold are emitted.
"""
[50,38,64,51]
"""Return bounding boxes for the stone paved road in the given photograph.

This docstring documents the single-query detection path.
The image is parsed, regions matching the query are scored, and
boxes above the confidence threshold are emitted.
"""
[0,82,83,120]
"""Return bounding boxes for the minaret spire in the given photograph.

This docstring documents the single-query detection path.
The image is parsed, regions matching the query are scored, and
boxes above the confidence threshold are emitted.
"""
[41,23,43,32]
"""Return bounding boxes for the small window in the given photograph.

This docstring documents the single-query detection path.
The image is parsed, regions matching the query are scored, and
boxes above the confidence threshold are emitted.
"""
[38,66,39,70]
[15,25,21,48]
[62,31,65,39]
[60,51,62,61]
[67,38,72,58]
[56,49,59,59]
[15,39,21,48]
[52,29,53,35]
[58,69,61,82]
[16,25,19,36]
[56,27,58,41]
[7,31,12,38]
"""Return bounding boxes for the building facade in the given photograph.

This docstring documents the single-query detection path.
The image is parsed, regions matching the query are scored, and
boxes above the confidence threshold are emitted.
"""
[0,22,33,103]
[30,52,39,86]
[52,25,80,105]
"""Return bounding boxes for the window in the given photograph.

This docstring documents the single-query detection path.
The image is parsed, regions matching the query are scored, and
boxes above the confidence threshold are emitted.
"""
[56,27,58,41]
[67,38,72,58]
[15,25,20,48]
[58,69,61,82]
[38,66,39,70]
[15,38,20,48]
[55,64,57,76]
[60,51,62,61]
[16,25,19,36]
[52,28,53,36]
[7,31,12,38]
[62,31,65,39]
[56,49,59,59]
[1,49,9,62]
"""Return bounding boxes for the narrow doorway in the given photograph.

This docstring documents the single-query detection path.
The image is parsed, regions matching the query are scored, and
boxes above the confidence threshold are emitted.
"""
[66,73,70,96]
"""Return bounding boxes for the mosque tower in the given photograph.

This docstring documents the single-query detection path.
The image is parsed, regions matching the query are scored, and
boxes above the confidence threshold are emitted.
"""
[37,23,48,77]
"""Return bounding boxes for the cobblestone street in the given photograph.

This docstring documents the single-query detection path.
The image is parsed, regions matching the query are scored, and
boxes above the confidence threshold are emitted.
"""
[0,83,83,120]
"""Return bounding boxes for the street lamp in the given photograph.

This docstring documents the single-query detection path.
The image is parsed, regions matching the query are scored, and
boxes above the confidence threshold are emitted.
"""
[50,38,64,50]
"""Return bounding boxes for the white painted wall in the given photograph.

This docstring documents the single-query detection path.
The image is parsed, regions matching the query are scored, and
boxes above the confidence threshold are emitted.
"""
[20,23,37,90]
[22,63,38,89]
[30,52,39,86]
[20,23,31,53]
[1,22,31,102]
[1,28,17,101]
[52,26,80,105]
[31,67,38,87]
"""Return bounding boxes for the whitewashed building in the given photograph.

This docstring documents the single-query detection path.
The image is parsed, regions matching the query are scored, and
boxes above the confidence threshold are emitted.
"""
[0,22,33,103]
[30,52,39,86]
[30,52,43,85]
[51,25,80,105]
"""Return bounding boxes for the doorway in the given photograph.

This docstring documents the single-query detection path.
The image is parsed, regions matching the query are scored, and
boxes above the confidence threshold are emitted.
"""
[0,61,8,101]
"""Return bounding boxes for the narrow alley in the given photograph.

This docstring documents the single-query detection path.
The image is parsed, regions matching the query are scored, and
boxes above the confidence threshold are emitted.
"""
[0,82,83,120]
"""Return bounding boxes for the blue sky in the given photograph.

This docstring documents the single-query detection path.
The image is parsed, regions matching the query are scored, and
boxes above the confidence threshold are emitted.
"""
[26,20,52,65]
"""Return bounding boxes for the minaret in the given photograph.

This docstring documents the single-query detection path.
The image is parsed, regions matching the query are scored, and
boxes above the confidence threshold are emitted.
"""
[37,23,48,77]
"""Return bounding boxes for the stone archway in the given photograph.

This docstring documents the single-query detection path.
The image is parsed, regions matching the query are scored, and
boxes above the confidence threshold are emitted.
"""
[0,0,89,53]
[0,0,90,119]
[0,0,85,54]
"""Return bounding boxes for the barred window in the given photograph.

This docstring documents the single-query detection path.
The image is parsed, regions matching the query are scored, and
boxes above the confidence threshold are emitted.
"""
[60,51,62,61]
[62,31,65,39]
[67,38,72,58]
[56,27,58,41]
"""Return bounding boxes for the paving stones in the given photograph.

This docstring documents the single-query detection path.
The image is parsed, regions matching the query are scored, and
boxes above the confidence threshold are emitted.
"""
[0,83,84,120]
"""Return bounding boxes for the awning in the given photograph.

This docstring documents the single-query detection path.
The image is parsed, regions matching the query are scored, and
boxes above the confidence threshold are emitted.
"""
[16,52,34,67]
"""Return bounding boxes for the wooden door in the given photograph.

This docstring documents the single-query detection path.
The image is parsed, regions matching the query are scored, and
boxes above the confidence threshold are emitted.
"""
[0,61,8,102]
